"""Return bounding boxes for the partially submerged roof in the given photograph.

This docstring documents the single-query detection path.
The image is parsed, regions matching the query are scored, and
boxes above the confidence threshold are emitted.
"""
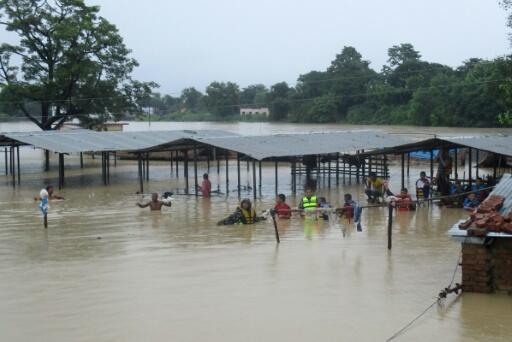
[0,129,238,153]
[362,134,512,158]
[193,131,410,160]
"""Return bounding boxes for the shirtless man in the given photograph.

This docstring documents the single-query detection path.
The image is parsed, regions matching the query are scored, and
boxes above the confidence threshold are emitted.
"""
[34,185,64,201]
[137,193,172,211]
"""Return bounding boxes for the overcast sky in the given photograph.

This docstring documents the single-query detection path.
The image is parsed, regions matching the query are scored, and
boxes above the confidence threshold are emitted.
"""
[2,0,511,94]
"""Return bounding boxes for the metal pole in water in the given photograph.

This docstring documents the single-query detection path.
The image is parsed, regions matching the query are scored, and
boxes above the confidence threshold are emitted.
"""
[271,211,281,244]
[401,153,405,189]
[275,160,278,195]
[16,145,20,186]
[388,204,393,250]
[237,153,241,195]
[252,160,257,200]
[194,144,198,196]
[225,151,229,194]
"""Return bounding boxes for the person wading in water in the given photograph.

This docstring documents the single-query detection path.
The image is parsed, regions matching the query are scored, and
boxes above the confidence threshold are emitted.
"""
[137,193,172,211]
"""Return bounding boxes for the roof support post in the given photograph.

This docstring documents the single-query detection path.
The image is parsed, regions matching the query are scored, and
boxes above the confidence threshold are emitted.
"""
[356,151,360,184]
[468,148,473,188]
[252,159,257,200]
[16,145,20,186]
[207,147,211,172]
[476,149,480,179]
[216,148,220,175]
[275,160,279,195]
[44,150,50,172]
[237,153,241,197]
[430,149,434,184]
[138,154,144,194]
[170,151,173,175]
[114,152,117,167]
[58,153,64,189]
[336,153,340,186]
[107,152,110,185]
[10,146,15,188]
[361,151,365,182]
[407,153,410,178]
[401,153,405,190]
[292,158,297,194]
[175,150,179,177]
[368,154,372,177]
[328,154,332,188]
[4,148,7,175]
[225,150,229,194]
[80,152,84,169]
[184,150,189,194]
[343,155,346,185]
[493,154,498,179]
[454,148,458,180]
[101,152,106,186]
[145,153,150,181]
[258,161,262,192]
[194,144,198,197]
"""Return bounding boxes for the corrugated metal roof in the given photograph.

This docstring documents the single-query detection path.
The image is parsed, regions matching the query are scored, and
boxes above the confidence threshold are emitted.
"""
[444,134,512,158]
[193,131,411,160]
[0,129,238,153]
[362,134,512,158]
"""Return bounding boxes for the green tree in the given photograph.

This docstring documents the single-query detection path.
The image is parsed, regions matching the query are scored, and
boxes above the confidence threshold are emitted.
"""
[268,82,291,121]
[387,43,421,68]
[205,81,240,118]
[240,84,268,106]
[0,0,156,130]
[180,87,204,113]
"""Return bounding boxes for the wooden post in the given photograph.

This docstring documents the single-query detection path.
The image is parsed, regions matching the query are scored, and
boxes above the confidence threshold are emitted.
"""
[275,160,279,195]
[454,148,458,180]
[252,160,257,199]
[430,149,434,183]
[271,211,281,244]
[114,151,117,167]
[237,153,241,195]
[80,152,84,169]
[176,151,179,176]
[44,150,50,172]
[194,144,198,196]
[388,204,393,250]
[184,150,189,194]
[11,146,15,187]
[101,152,105,185]
[356,151,360,184]
[336,152,340,186]
[327,155,331,188]
[343,155,346,184]
[493,154,498,179]
[476,149,480,179]
[468,148,473,188]
[107,152,110,184]
[401,153,405,189]
[4,148,7,175]
[138,154,144,194]
[44,213,48,229]
[58,153,64,189]
[407,153,410,177]
[225,151,229,193]
[259,161,262,191]
[16,145,20,185]
[145,153,150,181]
[207,148,211,172]
[170,151,173,175]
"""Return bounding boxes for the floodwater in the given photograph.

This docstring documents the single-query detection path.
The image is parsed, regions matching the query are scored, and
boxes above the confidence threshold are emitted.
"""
[0,122,511,342]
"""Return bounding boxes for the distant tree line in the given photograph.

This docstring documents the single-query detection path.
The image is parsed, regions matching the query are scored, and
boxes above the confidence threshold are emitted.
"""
[146,43,512,127]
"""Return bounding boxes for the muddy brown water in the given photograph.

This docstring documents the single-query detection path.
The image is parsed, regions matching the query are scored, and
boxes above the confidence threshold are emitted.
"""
[0,122,511,342]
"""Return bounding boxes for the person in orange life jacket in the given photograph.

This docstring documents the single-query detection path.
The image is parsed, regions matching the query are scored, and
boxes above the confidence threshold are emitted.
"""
[337,193,363,231]
[394,188,416,210]
[274,194,291,219]
[217,198,265,225]
[197,173,212,198]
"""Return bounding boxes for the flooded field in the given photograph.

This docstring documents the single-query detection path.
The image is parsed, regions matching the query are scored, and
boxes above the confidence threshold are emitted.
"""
[0,122,511,342]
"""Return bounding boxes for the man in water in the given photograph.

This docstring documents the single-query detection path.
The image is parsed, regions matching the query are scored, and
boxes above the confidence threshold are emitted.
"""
[197,173,212,198]
[365,172,392,203]
[34,185,64,201]
[137,193,172,211]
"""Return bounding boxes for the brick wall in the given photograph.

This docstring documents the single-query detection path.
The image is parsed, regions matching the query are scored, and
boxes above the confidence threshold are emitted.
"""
[461,239,512,294]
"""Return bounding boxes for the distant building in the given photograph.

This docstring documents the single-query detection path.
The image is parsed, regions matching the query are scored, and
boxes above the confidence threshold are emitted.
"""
[240,107,270,117]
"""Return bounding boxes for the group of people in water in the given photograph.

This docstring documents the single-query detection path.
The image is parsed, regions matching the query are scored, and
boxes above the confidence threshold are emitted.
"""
[36,153,493,228]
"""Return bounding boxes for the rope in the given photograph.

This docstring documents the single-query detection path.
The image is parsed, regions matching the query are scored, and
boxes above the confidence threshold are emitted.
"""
[385,253,463,342]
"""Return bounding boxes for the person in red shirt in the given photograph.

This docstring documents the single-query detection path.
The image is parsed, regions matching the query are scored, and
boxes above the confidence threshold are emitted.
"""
[274,194,291,219]
[394,188,415,210]
[197,173,212,198]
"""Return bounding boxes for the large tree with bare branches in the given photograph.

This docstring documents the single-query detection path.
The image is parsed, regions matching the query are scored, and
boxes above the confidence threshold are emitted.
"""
[0,0,156,130]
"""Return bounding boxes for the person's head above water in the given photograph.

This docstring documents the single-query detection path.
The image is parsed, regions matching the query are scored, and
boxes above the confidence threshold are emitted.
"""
[276,194,286,204]
[203,173,209,180]
[467,193,476,200]
[401,188,409,195]
[344,193,352,202]
[46,185,54,195]
[305,188,314,198]
[369,172,377,181]
[476,177,483,185]
[420,171,427,179]
[151,193,158,201]
[240,198,252,210]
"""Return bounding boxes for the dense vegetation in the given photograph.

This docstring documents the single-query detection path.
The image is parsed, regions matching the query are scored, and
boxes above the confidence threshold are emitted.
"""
[146,44,512,127]
[0,0,511,128]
